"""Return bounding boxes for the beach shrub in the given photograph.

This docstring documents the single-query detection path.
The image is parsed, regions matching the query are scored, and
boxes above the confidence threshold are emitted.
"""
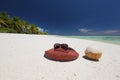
[0,27,17,33]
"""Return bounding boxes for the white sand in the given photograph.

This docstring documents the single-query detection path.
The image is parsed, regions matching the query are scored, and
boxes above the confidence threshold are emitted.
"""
[0,33,120,80]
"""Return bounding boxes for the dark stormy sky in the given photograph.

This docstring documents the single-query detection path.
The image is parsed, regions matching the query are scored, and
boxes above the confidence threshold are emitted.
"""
[0,0,120,35]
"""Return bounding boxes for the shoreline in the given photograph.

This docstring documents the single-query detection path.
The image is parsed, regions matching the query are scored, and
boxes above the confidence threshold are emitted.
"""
[63,35,120,46]
[1,33,120,46]
[0,33,120,80]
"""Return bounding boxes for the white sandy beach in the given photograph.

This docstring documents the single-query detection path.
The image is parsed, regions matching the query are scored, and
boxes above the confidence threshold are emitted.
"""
[0,33,120,80]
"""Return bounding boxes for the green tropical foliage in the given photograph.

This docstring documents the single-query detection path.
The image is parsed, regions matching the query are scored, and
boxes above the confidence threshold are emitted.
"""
[0,11,48,34]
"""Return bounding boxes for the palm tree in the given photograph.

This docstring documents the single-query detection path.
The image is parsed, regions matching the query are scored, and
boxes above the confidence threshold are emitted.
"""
[23,21,31,33]
[0,12,10,27]
[0,12,10,20]
[30,24,39,34]
[12,16,24,33]
[0,18,7,27]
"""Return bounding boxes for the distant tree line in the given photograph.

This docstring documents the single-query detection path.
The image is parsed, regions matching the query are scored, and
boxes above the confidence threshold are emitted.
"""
[0,12,48,34]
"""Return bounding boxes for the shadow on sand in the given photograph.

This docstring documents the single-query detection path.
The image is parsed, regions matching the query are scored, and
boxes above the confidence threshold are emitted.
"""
[44,54,77,62]
[83,56,99,62]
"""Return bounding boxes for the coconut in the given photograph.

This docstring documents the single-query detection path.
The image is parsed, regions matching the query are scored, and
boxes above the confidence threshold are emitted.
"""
[85,46,102,60]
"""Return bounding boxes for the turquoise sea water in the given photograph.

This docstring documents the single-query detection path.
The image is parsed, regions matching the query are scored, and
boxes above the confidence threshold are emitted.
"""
[64,36,120,45]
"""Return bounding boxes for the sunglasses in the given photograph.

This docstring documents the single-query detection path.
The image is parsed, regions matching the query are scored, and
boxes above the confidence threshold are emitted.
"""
[54,43,68,50]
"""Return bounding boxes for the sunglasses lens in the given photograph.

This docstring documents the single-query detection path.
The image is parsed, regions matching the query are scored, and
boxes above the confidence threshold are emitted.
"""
[54,43,60,49]
[61,44,68,50]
